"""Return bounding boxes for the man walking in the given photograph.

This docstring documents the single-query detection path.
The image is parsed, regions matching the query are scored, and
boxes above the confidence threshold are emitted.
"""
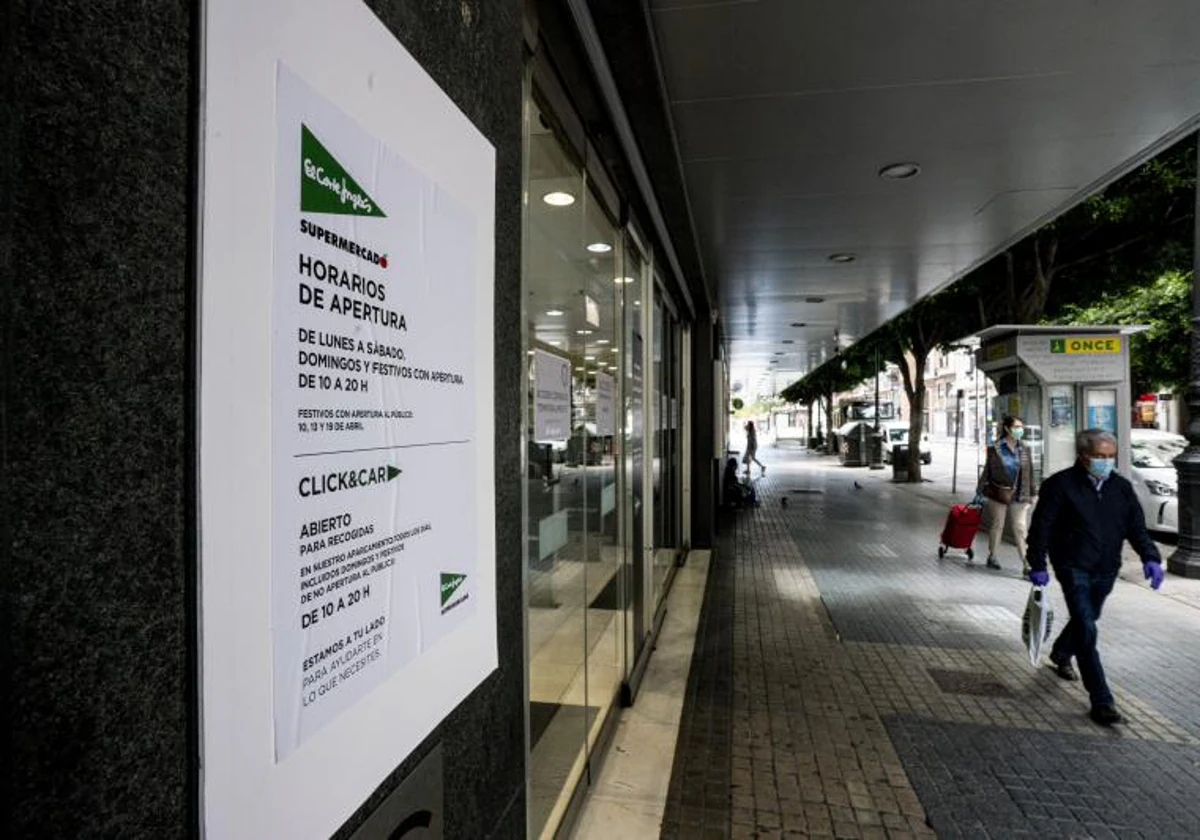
[1026,429,1164,726]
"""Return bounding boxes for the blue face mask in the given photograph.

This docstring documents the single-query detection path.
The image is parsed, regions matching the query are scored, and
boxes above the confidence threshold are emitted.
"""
[1010,427,1025,441]
[1087,457,1115,480]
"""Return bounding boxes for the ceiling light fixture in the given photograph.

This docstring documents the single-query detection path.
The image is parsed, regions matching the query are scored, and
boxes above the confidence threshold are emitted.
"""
[576,329,593,335]
[613,276,634,284]
[546,309,565,317]
[542,191,576,206]
[595,339,610,345]
[828,253,856,263]
[587,242,612,253]
[878,162,921,180]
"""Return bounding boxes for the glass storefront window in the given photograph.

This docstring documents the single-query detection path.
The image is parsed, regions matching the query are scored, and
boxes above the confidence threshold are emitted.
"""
[522,94,629,838]
[623,241,647,659]
[522,81,689,839]
[523,97,589,837]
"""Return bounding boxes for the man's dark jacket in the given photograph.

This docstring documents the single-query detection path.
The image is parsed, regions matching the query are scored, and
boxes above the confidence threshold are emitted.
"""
[1026,464,1161,575]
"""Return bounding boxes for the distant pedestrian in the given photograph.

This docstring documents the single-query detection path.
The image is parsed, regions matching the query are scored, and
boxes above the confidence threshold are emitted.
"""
[743,420,765,478]
[1026,428,1164,726]
[975,415,1036,572]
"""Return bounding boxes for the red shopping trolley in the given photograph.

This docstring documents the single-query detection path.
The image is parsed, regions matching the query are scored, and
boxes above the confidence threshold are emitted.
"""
[938,503,982,561]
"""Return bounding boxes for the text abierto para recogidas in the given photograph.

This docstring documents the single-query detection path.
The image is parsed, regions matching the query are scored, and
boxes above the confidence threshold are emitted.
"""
[296,253,407,332]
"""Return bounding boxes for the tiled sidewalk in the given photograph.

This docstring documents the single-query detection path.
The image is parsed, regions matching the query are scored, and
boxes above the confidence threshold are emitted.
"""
[661,450,1200,839]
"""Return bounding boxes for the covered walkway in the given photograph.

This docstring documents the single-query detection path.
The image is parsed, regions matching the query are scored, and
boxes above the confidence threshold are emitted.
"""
[661,448,1200,839]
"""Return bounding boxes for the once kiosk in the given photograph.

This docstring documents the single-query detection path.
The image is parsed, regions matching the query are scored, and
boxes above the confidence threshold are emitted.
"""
[976,325,1145,484]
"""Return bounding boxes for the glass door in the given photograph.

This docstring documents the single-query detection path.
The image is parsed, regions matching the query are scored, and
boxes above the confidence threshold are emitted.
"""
[580,188,623,753]
[651,286,681,608]
[622,239,647,670]
[522,86,643,837]
[523,96,589,837]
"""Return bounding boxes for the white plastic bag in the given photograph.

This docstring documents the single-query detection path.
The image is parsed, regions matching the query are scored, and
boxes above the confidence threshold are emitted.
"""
[1022,585,1054,666]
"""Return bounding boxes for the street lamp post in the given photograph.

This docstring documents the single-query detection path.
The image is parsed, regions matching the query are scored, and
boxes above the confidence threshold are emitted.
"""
[1170,132,1200,578]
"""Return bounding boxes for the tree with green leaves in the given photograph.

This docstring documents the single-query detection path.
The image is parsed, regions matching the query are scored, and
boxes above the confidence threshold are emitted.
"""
[880,281,988,481]
[1053,270,1192,396]
[782,133,1196,476]
[975,135,1196,325]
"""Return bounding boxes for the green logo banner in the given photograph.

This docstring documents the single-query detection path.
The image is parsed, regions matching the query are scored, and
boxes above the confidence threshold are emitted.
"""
[440,573,466,607]
[300,124,386,217]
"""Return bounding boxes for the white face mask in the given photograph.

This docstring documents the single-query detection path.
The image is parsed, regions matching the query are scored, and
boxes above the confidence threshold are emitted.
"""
[1010,427,1025,441]
[1087,456,1115,479]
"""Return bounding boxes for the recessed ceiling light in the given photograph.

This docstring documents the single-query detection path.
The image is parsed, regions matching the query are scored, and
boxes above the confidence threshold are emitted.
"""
[546,309,564,316]
[585,355,596,361]
[828,253,856,263]
[587,242,612,253]
[805,297,825,304]
[576,329,593,335]
[613,276,634,284]
[527,350,535,356]
[878,162,921,180]
[596,339,610,344]
[542,191,576,206]
[633,300,640,307]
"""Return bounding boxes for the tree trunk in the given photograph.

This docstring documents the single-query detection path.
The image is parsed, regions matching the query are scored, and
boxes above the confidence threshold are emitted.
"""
[896,346,928,482]
[824,386,835,454]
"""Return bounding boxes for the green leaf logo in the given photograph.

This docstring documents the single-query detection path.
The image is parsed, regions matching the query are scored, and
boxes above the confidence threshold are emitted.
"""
[440,573,466,607]
[1050,339,1066,354]
[300,124,386,217]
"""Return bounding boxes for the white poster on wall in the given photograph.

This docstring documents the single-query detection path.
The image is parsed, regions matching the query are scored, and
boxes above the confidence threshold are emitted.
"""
[269,65,485,759]
[534,348,571,441]
[595,372,615,437]
[201,0,496,835]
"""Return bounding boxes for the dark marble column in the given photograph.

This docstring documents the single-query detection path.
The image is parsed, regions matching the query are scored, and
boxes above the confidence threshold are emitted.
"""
[2,3,196,837]
[4,1,528,838]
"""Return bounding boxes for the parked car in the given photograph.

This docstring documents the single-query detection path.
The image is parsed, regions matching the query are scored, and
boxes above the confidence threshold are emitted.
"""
[880,423,932,465]
[1129,429,1186,534]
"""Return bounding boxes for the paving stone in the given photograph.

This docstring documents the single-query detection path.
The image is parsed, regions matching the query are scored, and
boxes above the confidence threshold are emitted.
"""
[661,451,1200,840]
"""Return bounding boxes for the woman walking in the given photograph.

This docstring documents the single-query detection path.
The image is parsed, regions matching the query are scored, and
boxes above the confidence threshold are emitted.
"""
[976,415,1037,572]
[743,420,766,478]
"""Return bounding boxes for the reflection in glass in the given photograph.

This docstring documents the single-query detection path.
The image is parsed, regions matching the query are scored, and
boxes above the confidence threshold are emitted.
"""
[522,96,628,837]
[524,97,589,837]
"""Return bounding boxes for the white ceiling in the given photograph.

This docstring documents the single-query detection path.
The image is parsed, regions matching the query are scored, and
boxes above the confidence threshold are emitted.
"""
[648,0,1200,397]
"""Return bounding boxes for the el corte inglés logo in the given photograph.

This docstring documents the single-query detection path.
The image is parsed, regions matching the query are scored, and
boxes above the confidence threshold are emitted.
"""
[1049,337,1120,355]
[301,124,386,218]
[440,573,468,611]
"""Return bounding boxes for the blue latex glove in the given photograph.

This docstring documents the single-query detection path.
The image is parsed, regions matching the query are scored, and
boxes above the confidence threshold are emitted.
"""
[1144,560,1164,590]
[1028,569,1050,587]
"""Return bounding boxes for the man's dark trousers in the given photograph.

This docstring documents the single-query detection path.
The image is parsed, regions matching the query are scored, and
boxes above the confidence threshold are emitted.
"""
[1050,567,1119,706]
